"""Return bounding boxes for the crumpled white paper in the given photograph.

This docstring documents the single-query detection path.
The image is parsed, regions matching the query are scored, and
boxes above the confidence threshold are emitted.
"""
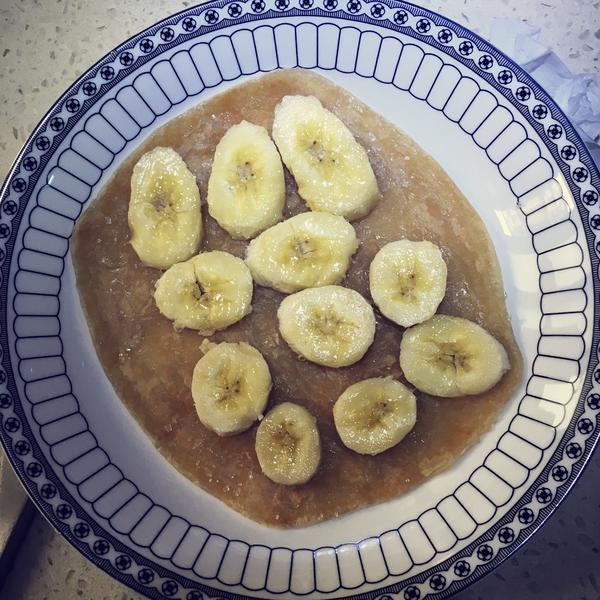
[488,18,600,166]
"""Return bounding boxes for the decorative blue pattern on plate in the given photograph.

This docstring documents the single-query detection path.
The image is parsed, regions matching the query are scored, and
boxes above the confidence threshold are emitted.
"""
[0,1,599,598]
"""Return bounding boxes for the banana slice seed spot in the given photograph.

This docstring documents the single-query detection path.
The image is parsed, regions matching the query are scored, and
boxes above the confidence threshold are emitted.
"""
[191,279,206,301]
[215,373,242,405]
[293,237,315,257]
[308,140,328,163]
[237,161,255,183]
[374,399,391,420]
[397,272,417,301]
[435,344,471,374]
[359,399,390,430]
[151,195,169,212]
[310,308,355,339]
[143,200,174,223]
[275,424,298,456]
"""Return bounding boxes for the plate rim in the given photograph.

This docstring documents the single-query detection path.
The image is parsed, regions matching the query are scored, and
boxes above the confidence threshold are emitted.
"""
[0,1,599,598]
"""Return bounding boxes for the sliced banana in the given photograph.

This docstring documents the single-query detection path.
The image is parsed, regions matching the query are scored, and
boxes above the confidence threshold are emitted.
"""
[192,342,271,436]
[154,251,253,335]
[245,212,359,293]
[272,95,380,220]
[255,402,321,485]
[128,147,202,269]
[277,285,376,367]
[333,377,417,455]
[400,315,510,397]
[207,121,285,240]
[369,240,447,328]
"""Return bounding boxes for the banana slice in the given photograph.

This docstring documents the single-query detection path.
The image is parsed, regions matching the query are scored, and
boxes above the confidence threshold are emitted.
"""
[192,342,271,436]
[128,147,202,269]
[255,402,321,485]
[369,240,447,328]
[245,212,359,293]
[400,315,510,397]
[154,251,253,334]
[207,121,285,240]
[277,285,376,367]
[272,95,380,220]
[333,377,417,455]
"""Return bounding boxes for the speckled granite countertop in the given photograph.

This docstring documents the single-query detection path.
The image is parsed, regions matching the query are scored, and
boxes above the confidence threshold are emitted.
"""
[0,1,599,599]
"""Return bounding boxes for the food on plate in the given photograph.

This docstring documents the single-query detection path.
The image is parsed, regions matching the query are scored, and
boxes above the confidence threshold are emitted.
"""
[272,94,380,220]
[128,146,202,269]
[400,315,510,397]
[245,211,358,293]
[277,285,376,367]
[207,120,285,239]
[369,239,447,327]
[333,377,417,456]
[191,342,271,436]
[72,69,522,527]
[154,251,253,334]
[255,402,321,485]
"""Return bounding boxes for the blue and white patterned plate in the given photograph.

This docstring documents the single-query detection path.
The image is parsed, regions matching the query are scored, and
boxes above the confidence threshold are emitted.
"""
[1,1,599,598]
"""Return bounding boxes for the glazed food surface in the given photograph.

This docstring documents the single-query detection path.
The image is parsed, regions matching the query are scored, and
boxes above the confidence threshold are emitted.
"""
[72,69,522,527]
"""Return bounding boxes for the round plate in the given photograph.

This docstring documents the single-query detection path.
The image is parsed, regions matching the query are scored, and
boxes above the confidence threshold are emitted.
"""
[1,1,599,598]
